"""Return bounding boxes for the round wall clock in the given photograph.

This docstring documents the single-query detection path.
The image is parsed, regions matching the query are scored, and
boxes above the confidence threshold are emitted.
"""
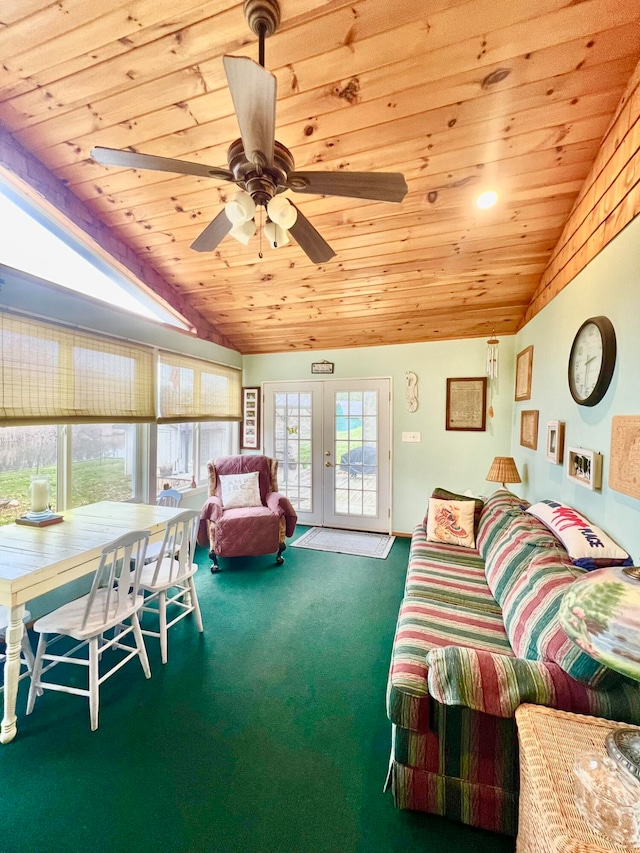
[568,316,616,406]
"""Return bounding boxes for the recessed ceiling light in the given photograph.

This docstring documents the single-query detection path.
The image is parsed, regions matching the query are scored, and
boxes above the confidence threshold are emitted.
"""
[476,190,499,209]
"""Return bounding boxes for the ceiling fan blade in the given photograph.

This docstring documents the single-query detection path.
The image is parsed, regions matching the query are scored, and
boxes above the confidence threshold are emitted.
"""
[190,209,233,252]
[288,205,336,264]
[91,147,233,181]
[223,55,276,167]
[288,171,408,203]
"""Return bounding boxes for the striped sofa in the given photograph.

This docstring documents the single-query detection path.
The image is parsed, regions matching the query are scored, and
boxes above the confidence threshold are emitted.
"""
[386,489,640,836]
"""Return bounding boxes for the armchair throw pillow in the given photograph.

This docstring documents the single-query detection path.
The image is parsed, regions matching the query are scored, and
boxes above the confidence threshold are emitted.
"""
[219,471,263,509]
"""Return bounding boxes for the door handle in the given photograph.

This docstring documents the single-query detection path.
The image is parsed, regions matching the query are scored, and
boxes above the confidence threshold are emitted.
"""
[324,450,331,456]
[325,461,334,467]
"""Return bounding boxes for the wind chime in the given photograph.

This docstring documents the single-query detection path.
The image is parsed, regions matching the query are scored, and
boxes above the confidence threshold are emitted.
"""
[486,332,499,417]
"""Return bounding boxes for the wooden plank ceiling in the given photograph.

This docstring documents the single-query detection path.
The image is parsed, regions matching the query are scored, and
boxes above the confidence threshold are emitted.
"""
[0,0,639,354]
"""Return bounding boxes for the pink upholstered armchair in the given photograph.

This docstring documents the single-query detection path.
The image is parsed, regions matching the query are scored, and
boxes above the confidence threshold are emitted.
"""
[197,455,297,573]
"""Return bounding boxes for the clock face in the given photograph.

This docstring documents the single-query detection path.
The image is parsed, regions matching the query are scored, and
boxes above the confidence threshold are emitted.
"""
[570,322,603,401]
[568,316,616,406]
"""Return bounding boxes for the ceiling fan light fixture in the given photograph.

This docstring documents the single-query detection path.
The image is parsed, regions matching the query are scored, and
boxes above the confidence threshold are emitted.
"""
[267,194,297,229]
[225,190,256,225]
[229,219,256,245]
[264,220,290,248]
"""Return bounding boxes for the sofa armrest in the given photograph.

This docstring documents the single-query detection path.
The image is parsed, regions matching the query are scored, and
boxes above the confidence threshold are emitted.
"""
[197,496,224,547]
[426,646,639,721]
[266,492,297,537]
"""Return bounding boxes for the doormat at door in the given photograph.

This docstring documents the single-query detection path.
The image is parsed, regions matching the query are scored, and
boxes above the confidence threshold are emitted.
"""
[292,527,395,559]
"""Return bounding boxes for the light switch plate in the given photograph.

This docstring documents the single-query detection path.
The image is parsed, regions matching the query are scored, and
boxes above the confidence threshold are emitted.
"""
[402,431,421,442]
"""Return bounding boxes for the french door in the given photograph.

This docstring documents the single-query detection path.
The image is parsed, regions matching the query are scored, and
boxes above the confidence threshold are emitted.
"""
[263,378,391,532]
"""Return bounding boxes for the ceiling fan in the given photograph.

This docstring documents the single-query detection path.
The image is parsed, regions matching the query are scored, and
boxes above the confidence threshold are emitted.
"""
[91,0,408,264]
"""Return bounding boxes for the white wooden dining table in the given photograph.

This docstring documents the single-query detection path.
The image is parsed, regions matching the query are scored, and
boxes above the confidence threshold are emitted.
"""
[0,500,184,743]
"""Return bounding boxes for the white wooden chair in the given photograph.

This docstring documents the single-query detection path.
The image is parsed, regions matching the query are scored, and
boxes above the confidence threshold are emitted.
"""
[136,488,184,567]
[138,510,203,664]
[0,605,37,690]
[26,528,152,731]
[157,488,182,508]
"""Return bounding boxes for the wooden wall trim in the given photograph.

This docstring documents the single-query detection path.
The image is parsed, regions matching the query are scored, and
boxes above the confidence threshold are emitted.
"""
[521,59,640,327]
[0,124,237,351]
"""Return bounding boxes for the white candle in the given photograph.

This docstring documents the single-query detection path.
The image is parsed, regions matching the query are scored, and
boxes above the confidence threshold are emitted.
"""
[30,478,49,513]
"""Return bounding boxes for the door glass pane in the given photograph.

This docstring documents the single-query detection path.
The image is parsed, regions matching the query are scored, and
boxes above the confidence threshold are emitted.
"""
[273,392,312,512]
[0,425,58,525]
[71,424,136,507]
[335,390,378,517]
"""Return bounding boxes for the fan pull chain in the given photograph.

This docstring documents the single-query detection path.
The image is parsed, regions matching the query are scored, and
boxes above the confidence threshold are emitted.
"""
[258,206,263,259]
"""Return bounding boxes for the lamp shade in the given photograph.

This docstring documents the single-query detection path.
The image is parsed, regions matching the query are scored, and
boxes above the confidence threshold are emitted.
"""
[486,456,521,487]
[559,565,640,682]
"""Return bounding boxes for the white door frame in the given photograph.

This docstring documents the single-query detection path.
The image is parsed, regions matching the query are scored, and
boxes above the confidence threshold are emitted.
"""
[262,378,393,533]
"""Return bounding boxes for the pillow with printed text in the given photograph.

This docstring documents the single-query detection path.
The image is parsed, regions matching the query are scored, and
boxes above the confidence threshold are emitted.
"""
[526,500,632,569]
[219,471,262,509]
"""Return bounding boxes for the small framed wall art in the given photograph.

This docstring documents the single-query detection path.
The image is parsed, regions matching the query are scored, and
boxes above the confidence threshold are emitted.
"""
[566,446,603,491]
[520,410,539,450]
[545,420,565,464]
[515,345,533,401]
[241,387,260,450]
[445,377,487,431]
[311,360,334,374]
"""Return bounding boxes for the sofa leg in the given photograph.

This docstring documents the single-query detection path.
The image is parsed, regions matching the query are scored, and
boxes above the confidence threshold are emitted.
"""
[276,542,286,565]
[210,551,220,573]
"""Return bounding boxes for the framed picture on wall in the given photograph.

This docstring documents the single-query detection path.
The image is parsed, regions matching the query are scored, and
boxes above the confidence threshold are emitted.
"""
[520,410,539,450]
[241,387,260,450]
[445,377,487,431]
[566,446,603,490]
[515,345,533,401]
[545,420,565,464]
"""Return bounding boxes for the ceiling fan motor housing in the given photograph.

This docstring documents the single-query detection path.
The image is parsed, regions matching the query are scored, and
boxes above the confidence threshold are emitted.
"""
[227,138,294,206]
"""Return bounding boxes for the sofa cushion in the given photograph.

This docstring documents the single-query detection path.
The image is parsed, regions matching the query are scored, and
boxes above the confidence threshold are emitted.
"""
[427,647,637,719]
[431,487,484,534]
[526,500,632,569]
[483,514,559,608]
[500,545,619,688]
[426,497,476,548]
[387,594,513,731]
[405,524,500,613]
[476,489,531,559]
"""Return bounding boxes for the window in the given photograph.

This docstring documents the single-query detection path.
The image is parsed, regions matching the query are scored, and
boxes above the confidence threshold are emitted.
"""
[70,424,137,508]
[0,180,189,329]
[0,425,58,525]
[156,421,237,494]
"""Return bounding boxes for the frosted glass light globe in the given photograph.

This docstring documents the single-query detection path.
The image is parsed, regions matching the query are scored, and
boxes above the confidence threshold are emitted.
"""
[225,191,256,225]
[266,195,297,230]
[264,221,290,248]
[229,219,256,245]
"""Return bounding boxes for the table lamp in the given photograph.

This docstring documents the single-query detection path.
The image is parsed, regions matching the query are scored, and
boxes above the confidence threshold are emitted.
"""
[486,456,521,489]
[560,566,640,843]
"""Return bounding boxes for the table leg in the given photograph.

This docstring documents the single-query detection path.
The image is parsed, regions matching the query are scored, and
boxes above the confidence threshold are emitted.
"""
[1,603,25,744]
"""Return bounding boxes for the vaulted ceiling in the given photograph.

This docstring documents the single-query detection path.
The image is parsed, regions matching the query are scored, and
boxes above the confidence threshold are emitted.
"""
[1,0,639,354]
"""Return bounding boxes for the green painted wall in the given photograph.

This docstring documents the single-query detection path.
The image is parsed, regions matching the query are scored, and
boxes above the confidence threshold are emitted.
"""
[511,214,640,561]
[244,336,515,534]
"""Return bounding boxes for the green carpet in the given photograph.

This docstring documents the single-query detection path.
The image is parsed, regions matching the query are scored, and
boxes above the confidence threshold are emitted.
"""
[0,529,515,853]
